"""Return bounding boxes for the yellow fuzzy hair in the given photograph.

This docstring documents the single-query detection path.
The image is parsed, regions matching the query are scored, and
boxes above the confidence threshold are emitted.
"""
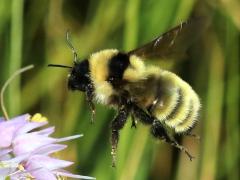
[151,70,181,122]
[123,55,146,82]
[153,87,181,122]
[165,79,193,128]
[149,69,200,132]
[89,49,118,104]
[175,91,201,133]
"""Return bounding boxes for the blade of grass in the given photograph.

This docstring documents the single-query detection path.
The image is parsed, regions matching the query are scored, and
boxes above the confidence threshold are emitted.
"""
[8,0,24,116]
[119,126,149,180]
[224,17,239,180]
[123,0,140,51]
[198,33,224,180]
[0,1,11,33]
[172,0,196,24]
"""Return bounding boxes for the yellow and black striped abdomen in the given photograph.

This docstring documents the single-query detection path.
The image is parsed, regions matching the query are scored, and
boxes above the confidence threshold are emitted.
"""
[151,70,201,134]
[121,56,200,134]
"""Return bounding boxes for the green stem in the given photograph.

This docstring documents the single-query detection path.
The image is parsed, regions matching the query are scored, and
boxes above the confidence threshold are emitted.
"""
[1,65,34,120]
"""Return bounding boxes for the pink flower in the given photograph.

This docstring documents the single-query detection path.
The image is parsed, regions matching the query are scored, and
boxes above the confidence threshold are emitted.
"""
[0,114,95,180]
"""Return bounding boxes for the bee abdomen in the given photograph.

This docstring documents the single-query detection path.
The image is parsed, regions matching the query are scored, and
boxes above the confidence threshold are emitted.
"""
[152,87,181,122]
[175,92,201,133]
[164,85,193,127]
[151,71,200,134]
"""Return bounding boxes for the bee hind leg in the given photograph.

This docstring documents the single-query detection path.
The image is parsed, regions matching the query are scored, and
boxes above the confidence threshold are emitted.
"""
[185,132,200,140]
[111,106,130,167]
[151,120,194,161]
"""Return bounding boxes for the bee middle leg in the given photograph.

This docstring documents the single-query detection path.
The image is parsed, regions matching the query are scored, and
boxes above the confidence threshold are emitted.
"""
[131,104,154,125]
[151,120,194,161]
[111,106,130,167]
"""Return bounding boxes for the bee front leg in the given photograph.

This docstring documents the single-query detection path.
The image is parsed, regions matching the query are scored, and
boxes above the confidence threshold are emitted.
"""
[86,84,95,124]
[111,106,129,167]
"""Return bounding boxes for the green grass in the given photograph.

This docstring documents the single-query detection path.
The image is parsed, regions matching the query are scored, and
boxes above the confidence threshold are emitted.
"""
[0,0,239,179]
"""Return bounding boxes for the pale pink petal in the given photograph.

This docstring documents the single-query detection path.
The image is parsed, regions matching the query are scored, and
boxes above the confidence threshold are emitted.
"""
[0,114,29,148]
[0,153,12,161]
[0,167,16,177]
[0,125,15,147]
[30,168,57,180]
[32,126,55,136]
[11,167,57,180]
[0,148,12,157]
[56,134,83,143]
[26,155,73,171]
[0,161,18,176]
[0,117,5,122]
[54,169,96,179]
[4,154,29,164]
[16,121,48,135]
[32,144,67,155]
[13,134,56,155]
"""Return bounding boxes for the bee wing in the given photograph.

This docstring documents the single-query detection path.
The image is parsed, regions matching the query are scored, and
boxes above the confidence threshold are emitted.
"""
[128,18,206,60]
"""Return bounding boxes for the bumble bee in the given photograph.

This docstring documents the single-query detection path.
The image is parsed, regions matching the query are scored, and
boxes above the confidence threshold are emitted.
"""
[49,19,203,167]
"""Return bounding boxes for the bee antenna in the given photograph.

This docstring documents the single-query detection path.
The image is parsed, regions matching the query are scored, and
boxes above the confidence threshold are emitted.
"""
[48,64,72,69]
[66,30,78,63]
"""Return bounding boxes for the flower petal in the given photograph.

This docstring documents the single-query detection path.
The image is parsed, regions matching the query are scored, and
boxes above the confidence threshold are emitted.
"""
[30,168,57,180]
[0,148,12,159]
[54,169,96,179]
[0,161,18,177]
[16,121,48,135]
[0,117,5,122]
[26,155,73,171]
[11,167,57,180]
[32,144,67,155]
[3,154,29,165]
[0,114,29,148]
[56,134,83,143]
[12,134,56,155]
[32,126,55,136]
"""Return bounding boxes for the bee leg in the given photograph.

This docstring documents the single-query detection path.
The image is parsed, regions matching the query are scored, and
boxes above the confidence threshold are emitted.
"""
[86,85,95,124]
[131,115,137,128]
[111,106,130,167]
[151,120,194,161]
[169,140,195,161]
[185,132,200,140]
[132,104,154,125]
[184,124,200,140]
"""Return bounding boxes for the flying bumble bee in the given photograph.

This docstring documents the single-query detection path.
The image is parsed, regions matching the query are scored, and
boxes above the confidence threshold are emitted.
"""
[49,19,203,167]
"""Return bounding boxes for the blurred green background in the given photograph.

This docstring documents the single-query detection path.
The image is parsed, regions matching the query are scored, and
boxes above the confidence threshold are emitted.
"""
[0,0,239,179]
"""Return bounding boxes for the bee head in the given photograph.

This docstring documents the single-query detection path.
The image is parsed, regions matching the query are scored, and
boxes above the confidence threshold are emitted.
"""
[48,31,92,92]
[68,60,91,92]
